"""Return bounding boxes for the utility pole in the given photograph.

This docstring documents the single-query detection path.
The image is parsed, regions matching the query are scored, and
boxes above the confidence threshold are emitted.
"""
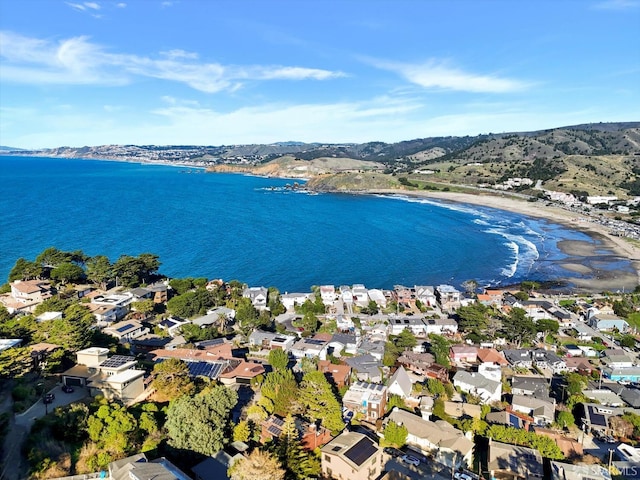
[608,448,613,473]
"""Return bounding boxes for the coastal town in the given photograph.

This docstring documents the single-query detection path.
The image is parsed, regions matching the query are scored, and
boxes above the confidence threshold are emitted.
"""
[1,248,640,480]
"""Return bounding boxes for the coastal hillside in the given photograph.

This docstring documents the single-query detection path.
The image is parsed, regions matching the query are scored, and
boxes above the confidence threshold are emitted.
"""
[6,121,640,199]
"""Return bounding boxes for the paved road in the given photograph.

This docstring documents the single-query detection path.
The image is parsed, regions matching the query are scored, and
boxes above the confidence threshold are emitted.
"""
[16,385,88,430]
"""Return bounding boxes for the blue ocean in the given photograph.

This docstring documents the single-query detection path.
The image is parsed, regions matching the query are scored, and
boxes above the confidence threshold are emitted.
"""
[0,155,607,292]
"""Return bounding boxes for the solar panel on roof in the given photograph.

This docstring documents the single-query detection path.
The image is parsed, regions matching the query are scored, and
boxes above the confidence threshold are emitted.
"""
[194,338,225,348]
[509,414,521,428]
[344,437,377,466]
[267,425,281,437]
[272,417,285,427]
[273,337,287,342]
[99,355,134,368]
[115,323,134,333]
[306,339,325,345]
[187,361,224,379]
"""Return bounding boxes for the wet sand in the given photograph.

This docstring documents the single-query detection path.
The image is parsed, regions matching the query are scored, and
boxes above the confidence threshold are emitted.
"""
[366,189,640,293]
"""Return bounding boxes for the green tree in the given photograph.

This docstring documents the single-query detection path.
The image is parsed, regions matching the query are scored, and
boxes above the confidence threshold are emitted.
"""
[536,319,559,337]
[429,334,451,367]
[268,287,286,316]
[167,288,216,318]
[86,402,138,455]
[386,394,409,412]
[426,378,446,397]
[501,308,536,347]
[268,349,289,371]
[169,278,198,295]
[565,372,588,396]
[165,385,238,456]
[34,296,73,315]
[299,370,344,434]
[456,303,489,333]
[301,311,319,333]
[132,300,154,315]
[235,297,260,335]
[151,358,195,401]
[50,262,85,285]
[555,410,575,429]
[228,449,285,480]
[620,335,637,348]
[85,255,113,289]
[233,420,252,443]
[259,369,299,417]
[383,420,408,448]
[8,257,43,281]
[0,346,32,378]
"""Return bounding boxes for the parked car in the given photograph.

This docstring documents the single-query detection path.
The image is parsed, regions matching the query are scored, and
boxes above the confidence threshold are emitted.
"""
[605,435,617,444]
[43,393,55,404]
[400,454,420,466]
[383,447,402,457]
[61,385,74,393]
[454,473,473,480]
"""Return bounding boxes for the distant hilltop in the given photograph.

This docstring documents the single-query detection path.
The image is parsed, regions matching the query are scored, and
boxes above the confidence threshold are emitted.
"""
[4,121,640,199]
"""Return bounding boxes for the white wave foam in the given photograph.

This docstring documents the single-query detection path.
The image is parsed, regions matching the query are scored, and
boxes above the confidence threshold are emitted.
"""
[485,227,540,278]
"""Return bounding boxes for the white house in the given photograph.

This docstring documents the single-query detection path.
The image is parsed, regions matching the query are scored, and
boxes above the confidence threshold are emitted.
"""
[351,284,369,307]
[243,287,268,310]
[320,285,336,305]
[387,366,413,399]
[453,370,502,403]
[367,289,387,308]
[281,292,312,312]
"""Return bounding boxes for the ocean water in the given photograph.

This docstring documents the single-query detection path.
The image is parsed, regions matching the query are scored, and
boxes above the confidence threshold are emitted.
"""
[0,155,615,292]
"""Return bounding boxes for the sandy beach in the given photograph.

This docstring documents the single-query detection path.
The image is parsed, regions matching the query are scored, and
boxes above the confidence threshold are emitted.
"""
[367,189,640,293]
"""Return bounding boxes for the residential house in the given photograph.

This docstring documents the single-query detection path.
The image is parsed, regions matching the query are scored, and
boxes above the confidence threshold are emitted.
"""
[291,336,329,360]
[192,307,235,328]
[387,366,413,399]
[414,285,437,307]
[385,409,473,468]
[511,394,555,426]
[260,415,332,450]
[335,315,355,332]
[424,364,449,383]
[357,339,386,362]
[109,453,191,480]
[602,350,634,369]
[321,431,384,480]
[477,348,508,366]
[581,403,623,435]
[425,317,458,335]
[603,366,640,383]
[320,285,336,305]
[328,333,359,356]
[281,292,312,311]
[453,370,502,403]
[510,376,549,398]
[485,410,530,430]
[351,284,369,307]
[345,354,383,383]
[87,303,119,324]
[90,293,134,322]
[550,461,611,480]
[29,342,61,370]
[620,388,640,408]
[531,349,566,374]
[318,360,351,389]
[249,330,296,352]
[342,381,388,421]
[503,349,533,369]
[104,319,149,343]
[572,323,594,342]
[158,316,189,337]
[435,285,462,311]
[218,360,266,386]
[243,287,268,310]
[563,344,583,357]
[62,347,146,403]
[397,351,435,376]
[368,289,387,308]
[10,279,53,305]
[389,316,428,337]
[583,389,625,407]
[577,345,599,358]
[450,345,478,364]
[589,314,629,333]
[564,357,594,375]
[477,363,502,383]
[488,440,544,480]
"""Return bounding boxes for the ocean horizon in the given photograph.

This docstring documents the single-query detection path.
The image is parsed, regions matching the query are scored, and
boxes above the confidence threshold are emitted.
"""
[0,155,624,292]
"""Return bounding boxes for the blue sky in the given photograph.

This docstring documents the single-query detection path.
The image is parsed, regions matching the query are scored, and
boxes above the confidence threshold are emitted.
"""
[1,0,639,148]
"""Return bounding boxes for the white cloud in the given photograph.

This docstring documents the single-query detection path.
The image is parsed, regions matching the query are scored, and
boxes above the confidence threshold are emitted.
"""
[66,1,101,11]
[116,2,127,7]
[0,32,345,92]
[592,0,639,9]
[370,58,529,93]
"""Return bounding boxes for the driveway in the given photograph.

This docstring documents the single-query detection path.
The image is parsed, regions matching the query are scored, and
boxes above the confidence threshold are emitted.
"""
[16,384,88,429]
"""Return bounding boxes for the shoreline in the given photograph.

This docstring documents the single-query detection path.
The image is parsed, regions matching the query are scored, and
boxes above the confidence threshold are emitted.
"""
[364,188,640,293]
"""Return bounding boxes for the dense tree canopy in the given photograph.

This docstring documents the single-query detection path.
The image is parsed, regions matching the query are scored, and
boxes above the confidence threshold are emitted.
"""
[501,308,536,348]
[165,385,238,456]
[299,370,344,434]
[259,369,299,417]
[428,334,451,367]
[151,358,195,401]
[382,421,408,448]
[228,449,285,480]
